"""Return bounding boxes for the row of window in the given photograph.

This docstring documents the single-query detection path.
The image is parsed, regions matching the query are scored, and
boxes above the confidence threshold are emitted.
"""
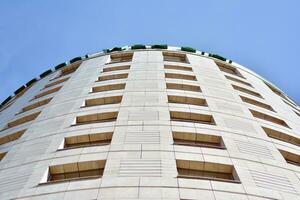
[40,125,234,183]
[216,62,300,166]
[36,122,300,184]
[0,62,80,162]
[42,157,241,184]
[107,51,190,64]
[57,131,226,151]
[40,127,300,185]
[215,59,299,115]
[230,81,290,129]
[164,64,300,174]
[0,59,82,113]
[163,72,242,183]
[162,62,290,131]
[107,51,299,124]
[174,129,300,168]
[220,71,300,168]
[0,69,70,132]
[39,58,122,183]
[90,62,295,144]
[215,61,291,128]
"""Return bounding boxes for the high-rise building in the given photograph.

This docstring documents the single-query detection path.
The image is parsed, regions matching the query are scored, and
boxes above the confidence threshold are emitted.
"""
[0,45,300,200]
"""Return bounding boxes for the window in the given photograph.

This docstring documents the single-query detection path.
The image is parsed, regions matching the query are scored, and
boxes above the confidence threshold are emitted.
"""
[163,52,188,63]
[170,111,215,125]
[240,96,274,112]
[0,129,26,145]
[164,65,193,72]
[59,62,81,77]
[62,132,113,149]
[262,127,300,147]
[75,112,118,125]
[225,75,252,87]
[103,65,130,72]
[0,152,7,162]
[279,149,300,167]
[168,95,207,106]
[84,96,122,107]
[98,73,128,81]
[166,83,201,92]
[44,160,106,183]
[109,53,133,63]
[6,111,41,129]
[232,84,263,99]
[19,97,52,114]
[216,61,244,78]
[92,83,126,93]
[44,77,69,89]
[173,132,225,149]
[249,109,290,128]
[176,160,240,183]
[34,86,62,100]
[165,73,197,81]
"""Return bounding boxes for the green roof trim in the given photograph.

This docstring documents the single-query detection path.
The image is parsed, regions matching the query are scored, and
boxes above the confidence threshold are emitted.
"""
[40,69,53,78]
[109,47,122,52]
[209,54,227,62]
[1,96,12,106]
[151,44,168,49]
[14,85,26,95]
[26,78,37,87]
[181,47,196,53]
[55,63,67,70]
[70,57,82,64]
[131,44,146,49]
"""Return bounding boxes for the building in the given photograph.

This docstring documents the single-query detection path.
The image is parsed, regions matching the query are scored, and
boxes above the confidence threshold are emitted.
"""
[0,45,300,200]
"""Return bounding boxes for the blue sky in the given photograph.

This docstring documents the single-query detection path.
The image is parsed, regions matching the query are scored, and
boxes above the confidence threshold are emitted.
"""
[0,0,299,104]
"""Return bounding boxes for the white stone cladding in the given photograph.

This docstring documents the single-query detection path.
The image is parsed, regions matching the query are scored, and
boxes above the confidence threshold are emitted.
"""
[0,49,300,200]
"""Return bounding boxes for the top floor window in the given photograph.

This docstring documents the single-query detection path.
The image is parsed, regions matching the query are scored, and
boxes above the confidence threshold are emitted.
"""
[216,61,244,78]
[163,52,188,63]
[109,53,133,64]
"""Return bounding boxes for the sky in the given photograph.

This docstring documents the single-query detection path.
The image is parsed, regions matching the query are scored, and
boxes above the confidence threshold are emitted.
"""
[0,0,299,104]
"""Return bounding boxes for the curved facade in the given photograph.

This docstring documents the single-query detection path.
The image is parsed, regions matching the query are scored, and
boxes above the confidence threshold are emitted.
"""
[0,45,300,200]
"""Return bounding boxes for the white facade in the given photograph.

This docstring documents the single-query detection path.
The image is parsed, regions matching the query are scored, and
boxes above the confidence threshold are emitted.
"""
[0,47,300,200]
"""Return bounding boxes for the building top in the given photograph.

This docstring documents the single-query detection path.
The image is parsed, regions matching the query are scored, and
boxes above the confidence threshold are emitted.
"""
[0,44,298,110]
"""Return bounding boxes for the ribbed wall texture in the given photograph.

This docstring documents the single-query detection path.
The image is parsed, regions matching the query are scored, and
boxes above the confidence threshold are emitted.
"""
[0,48,300,200]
